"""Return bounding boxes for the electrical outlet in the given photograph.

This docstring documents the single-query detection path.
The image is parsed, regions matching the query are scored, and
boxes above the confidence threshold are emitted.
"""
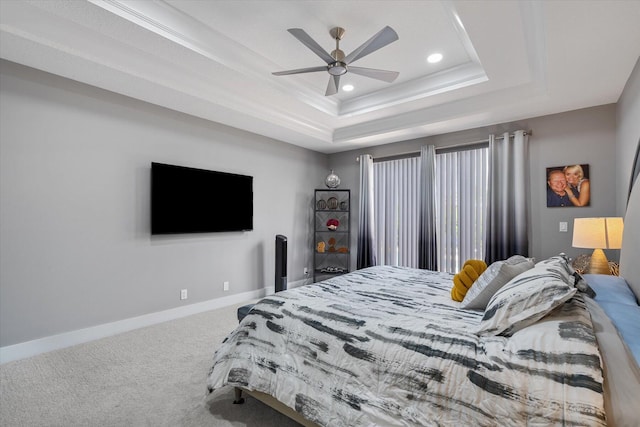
[559,222,568,232]
[180,289,188,300]
[223,281,230,291]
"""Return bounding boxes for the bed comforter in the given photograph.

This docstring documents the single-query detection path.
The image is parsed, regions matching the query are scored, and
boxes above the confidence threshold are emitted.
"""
[206,265,605,426]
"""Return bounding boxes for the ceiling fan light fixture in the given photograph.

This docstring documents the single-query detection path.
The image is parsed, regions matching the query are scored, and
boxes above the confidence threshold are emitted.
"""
[328,62,348,76]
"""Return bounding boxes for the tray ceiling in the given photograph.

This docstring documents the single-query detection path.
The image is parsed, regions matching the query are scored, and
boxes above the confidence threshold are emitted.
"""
[1,0,639,153]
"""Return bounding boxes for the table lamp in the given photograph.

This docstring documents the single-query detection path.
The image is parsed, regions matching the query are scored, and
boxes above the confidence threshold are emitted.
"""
[572,217,624,274]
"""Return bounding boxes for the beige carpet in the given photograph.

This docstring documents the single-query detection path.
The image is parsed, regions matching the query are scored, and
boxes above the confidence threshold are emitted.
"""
[0,301,302,426]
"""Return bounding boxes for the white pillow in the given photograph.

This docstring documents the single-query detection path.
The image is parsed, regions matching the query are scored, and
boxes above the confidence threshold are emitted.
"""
[476,256,577,336]
[460,255,534,310]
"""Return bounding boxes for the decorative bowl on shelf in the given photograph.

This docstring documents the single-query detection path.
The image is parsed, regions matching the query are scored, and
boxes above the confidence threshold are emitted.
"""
[320,266,346,273]
[326,218,339,230]
[327,197,338,209]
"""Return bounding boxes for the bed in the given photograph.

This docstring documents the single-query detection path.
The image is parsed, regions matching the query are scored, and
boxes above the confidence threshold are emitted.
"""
[206,181,640,426]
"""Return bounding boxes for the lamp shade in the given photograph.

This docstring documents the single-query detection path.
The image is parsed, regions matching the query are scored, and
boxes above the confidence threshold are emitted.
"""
[572,217,624,249]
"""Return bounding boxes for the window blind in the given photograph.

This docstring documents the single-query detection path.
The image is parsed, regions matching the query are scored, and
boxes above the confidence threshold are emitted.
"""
[373,157,421,267]
[435,147,488,272]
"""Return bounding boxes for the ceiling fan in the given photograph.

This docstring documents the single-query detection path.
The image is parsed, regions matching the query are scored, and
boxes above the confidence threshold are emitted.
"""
[272,26,400,96]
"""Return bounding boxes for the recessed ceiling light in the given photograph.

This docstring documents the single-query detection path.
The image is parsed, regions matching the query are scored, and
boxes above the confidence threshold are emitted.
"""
[342,84,354,92]
[427,53,443,64]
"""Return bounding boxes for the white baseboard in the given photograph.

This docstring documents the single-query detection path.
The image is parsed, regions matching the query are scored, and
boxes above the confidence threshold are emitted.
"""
[0,283,305,364]
[0,280,310,365]
[288,278,310,289]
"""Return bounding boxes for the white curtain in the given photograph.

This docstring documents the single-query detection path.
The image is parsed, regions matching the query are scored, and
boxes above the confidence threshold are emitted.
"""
[435,146,489,272]
[485,130,529,263]
[373,156,421,267]
[357,154,376,269]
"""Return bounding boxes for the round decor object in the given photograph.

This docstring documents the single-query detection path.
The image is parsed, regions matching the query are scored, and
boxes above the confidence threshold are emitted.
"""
[326,218,339,231]
[316,199,327,210]
[327,197,338,209]
[325,170,341,188]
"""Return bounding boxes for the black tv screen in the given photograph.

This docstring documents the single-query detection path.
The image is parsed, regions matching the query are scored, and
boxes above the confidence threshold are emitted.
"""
[151,162,253,234]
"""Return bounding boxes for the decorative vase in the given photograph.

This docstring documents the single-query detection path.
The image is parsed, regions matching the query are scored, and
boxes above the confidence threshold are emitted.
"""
[325,170,341,188]
[326,218,339,231]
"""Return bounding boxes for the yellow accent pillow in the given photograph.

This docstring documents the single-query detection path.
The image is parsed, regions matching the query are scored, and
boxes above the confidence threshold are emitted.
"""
[451,259,488,302]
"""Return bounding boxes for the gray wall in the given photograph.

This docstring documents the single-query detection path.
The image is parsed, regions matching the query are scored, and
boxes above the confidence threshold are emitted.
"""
[330,104,620,266]
[0,60,327,347]
[527,106,617,261]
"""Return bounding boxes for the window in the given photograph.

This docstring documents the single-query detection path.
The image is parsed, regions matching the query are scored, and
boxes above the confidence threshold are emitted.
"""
[373,156,421,267]
[435,147,488,272]
[373,146,488,272]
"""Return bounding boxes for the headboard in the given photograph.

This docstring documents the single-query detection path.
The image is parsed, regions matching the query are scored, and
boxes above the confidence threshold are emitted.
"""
[619,175,639,299]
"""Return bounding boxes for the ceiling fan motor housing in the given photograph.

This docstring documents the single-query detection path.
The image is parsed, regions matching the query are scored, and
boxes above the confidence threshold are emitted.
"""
[330,49,345,61]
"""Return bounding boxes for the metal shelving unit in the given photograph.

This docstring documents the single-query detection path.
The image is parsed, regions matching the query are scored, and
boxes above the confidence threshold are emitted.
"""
[313,189,350,282]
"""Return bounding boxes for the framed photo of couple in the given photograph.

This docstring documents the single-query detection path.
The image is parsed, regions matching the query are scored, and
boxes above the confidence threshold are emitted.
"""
[546,164,590,207]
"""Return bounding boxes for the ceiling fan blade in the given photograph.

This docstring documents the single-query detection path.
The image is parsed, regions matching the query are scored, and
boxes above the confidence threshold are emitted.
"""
[325,75,340,96]
[287,28,335,64]
[344,26,399,64]
[272,66,327,76]
[349,66,399,83]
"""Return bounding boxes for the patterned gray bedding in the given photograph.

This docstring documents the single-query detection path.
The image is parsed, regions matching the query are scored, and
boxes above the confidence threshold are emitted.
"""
[206,259,605,426]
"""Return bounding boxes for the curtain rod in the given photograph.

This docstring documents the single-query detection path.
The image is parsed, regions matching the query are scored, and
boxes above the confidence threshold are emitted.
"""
[356,130,532,162]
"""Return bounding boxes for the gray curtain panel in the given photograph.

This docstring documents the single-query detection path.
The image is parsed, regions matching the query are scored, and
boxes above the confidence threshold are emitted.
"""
[357,154,377,269]
[485,130,529,264]
[418,145,438,270]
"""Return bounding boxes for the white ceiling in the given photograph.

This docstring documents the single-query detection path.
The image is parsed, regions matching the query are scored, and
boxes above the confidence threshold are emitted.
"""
[1,0,639,153]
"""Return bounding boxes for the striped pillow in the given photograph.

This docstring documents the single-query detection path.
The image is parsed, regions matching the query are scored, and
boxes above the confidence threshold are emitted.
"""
[460,255,534,309]
[476,256,576,336]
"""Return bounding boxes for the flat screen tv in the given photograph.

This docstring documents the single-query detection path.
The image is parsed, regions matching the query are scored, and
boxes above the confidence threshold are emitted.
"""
[151,162,253,234]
